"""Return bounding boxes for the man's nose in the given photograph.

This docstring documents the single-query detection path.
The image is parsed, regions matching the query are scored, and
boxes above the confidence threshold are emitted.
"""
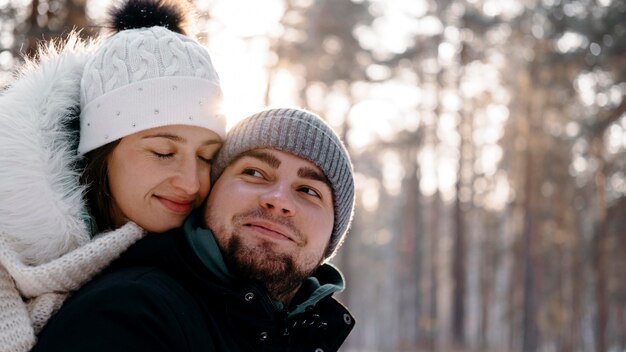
[259,183,296,216]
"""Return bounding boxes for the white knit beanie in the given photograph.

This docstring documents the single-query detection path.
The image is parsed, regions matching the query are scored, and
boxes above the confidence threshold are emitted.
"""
[78,26,226,155]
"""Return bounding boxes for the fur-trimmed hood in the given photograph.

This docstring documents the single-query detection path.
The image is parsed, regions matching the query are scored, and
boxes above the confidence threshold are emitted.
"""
[0,34,98,265]
[0,34,146,351]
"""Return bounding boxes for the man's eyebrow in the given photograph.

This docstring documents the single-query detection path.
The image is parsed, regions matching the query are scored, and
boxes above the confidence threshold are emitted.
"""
[298,167,331,187]
[238,150,281,169]
[236,150,330,186]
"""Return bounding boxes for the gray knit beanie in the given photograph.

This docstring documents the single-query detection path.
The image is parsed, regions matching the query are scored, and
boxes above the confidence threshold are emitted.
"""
[78,26,226,155]
[211,108,355,259]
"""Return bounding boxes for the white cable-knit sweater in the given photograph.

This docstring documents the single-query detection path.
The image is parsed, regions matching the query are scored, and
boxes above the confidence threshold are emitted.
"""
[0,35,146,351]
[0,225,145,351]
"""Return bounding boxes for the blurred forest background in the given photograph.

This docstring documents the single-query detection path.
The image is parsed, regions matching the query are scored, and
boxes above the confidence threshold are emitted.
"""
[1,0,625,351]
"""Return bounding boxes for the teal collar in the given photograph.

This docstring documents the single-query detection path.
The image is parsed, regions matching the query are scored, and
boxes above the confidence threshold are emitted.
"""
[184,212,236,284]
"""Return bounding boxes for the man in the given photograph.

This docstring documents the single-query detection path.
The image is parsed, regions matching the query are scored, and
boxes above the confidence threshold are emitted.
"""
[33,108,356,351]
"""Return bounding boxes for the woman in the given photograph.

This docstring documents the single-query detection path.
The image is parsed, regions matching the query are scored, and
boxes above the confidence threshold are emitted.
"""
[0,0,224,350]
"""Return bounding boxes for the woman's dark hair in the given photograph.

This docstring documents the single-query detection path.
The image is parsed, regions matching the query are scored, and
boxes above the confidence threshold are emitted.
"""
[81,140,120,233]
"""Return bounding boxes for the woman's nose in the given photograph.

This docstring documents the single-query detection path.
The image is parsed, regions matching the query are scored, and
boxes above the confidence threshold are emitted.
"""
[171,159,201,195]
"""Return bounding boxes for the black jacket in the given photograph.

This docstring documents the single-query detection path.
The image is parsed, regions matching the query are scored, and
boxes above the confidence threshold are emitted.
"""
[33,227,355,351]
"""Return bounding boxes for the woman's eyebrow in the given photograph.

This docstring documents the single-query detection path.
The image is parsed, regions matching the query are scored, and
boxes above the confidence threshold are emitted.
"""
[142,133,184,142]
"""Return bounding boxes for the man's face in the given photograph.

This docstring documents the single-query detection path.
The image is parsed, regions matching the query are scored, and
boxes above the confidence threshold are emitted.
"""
[204,148,334,302]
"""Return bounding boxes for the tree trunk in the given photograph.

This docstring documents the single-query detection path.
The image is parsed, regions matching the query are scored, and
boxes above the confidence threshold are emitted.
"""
[429,191,441,351]
[397,148,420,350]
[592,136,608,352]
[452,116,468,347]
[520,72,538,352]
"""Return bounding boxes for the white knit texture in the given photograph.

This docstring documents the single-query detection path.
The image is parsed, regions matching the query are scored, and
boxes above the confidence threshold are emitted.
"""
[0,222,144,297]
[0,223,145,352]
[78,26,224,154]
[27,293,66,334]
[78,77,226,154]
[0,267,35,352]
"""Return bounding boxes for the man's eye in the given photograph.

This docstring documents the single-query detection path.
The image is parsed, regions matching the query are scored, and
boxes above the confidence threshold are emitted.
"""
[242,168,263,178]
[300,187,321,198]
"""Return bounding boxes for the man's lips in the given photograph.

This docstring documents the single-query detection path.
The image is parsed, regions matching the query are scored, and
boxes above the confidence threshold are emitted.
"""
[245,219,295,242]
[156,196,194,214]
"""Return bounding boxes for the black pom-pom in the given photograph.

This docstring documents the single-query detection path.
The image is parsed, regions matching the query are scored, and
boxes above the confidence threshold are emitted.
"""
[108,0,195,35]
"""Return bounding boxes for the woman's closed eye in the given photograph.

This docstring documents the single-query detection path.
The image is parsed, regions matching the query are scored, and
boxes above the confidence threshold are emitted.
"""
[198,155,213,165]
[154,151,174,159]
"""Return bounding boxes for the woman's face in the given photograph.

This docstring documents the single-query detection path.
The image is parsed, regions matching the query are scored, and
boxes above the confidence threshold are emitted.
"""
[107,125,222,233]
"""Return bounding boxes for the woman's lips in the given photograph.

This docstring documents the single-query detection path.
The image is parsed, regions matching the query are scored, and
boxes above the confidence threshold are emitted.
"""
[156,196,193,214]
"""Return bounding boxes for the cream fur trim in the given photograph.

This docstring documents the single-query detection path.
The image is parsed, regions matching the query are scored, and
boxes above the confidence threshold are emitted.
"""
[0,34,99,266]
[0,34,149,352]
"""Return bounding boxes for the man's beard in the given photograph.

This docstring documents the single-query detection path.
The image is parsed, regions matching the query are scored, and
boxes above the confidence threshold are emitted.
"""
[211,209,324,304]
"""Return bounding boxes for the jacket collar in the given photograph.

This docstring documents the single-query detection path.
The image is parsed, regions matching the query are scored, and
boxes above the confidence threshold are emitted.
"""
[184,211,236,284]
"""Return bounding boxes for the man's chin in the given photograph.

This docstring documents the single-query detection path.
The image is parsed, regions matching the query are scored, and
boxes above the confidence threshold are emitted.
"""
[224,235,317,299]
[230,238,292,277]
